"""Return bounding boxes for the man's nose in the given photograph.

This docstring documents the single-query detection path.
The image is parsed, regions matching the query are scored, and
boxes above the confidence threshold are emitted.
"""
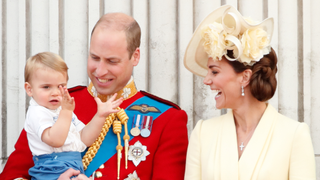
[95,61,108,77]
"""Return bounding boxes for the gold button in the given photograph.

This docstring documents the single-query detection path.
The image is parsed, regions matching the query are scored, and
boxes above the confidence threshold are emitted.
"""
[95,171,103,178]
[99,164,105,169]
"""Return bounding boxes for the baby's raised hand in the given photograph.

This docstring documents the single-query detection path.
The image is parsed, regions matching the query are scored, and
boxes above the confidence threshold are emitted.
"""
[94,93,123,118]
[59,85,75,111]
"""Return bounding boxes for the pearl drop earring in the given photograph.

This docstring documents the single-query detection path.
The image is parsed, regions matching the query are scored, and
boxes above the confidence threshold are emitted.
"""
[241,86,245,96]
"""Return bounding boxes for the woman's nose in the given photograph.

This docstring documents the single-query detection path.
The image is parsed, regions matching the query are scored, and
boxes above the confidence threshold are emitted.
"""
[203,71,212,85]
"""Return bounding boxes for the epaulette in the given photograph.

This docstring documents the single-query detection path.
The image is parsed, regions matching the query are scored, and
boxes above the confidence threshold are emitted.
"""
[140,90,181,110]
[68,85,87,93]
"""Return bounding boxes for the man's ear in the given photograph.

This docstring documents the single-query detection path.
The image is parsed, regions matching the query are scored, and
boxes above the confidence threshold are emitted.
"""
[241,69,252,87]
[24,82,33,97]
[131,48,140,66]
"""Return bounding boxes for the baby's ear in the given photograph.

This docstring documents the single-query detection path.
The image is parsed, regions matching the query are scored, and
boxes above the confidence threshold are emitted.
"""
[24,82,33,97]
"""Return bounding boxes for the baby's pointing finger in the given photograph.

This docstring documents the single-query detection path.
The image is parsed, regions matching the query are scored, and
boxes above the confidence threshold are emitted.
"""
[70,97,75,104]
[94,97,102,105]
[108,93,118,102]
[113,100,123,107]
[65,88,72,100]
[109,109,120,114]
[59,85,65,96]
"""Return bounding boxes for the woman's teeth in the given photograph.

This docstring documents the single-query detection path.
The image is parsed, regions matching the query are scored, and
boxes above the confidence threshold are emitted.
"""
[212,90,222,97]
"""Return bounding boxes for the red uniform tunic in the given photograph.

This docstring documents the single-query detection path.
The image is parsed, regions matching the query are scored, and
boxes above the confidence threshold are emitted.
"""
[0,86,188,180]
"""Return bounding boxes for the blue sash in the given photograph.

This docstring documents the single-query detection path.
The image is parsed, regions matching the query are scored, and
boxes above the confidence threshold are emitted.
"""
[85,96,172,176]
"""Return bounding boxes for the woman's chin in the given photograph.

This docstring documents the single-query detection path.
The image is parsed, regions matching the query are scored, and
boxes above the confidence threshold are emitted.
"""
[215,104,221,109]
[215,103,226,110]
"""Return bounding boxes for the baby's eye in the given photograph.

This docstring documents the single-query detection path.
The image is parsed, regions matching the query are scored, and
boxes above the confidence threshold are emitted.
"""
[43,86,49,89]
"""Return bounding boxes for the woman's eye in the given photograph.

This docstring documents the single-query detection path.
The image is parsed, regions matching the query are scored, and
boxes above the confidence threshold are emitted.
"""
[212,71,218,75]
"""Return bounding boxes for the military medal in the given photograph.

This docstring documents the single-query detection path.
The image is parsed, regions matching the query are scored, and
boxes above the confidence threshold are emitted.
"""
[128,141,150,166]
[140,128,150,137]
[124,171,140,180]
[131,127,140,137]
[141,116,153,138]
[131,114,141,136]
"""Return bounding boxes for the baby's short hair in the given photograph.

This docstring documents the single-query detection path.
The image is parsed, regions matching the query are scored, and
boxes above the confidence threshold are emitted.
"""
[25,52,69,83]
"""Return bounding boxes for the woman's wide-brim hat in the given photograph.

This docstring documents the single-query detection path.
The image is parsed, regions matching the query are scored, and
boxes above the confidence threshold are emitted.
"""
[183,5,274,77]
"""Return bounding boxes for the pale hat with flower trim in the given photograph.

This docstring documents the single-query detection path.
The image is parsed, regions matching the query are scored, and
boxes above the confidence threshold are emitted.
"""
[184,5,274,77]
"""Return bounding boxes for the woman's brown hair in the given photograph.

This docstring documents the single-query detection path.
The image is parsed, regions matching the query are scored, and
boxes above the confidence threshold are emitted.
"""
[226,48,278,102]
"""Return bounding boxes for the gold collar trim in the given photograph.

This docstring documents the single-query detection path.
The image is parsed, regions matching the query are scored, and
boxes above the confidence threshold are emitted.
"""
[87,80,138,102]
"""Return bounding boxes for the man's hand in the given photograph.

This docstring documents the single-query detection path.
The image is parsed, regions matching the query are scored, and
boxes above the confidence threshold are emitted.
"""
[59,85,75,111]
[58,168,92,180]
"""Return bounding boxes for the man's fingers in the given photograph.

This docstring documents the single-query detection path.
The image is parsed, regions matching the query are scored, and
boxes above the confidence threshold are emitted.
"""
[73,174,91,180]
[58,168,80,180]
[66,168,80,176]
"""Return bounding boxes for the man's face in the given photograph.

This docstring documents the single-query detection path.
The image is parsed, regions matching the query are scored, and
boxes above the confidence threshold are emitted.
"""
[87,27,139,95]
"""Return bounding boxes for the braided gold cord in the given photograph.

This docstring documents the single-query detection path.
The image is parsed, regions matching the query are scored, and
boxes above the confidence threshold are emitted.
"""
[116,108,129,140]
[113,120,123,180]
[117,108,129,123]
[113,120,122,145]
[113,120,122,134]
[82,113,116,170]
[116,108,130,169]
[81,108,129,171]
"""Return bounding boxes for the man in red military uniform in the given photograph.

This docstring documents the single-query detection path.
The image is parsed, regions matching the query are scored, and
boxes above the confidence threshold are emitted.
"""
[0,13,188,180]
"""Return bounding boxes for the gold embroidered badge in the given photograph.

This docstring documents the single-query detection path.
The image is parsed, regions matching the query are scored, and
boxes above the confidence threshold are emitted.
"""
[127,104,161,113]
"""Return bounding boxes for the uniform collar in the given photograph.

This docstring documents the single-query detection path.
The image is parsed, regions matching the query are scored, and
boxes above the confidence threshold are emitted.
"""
[87,76,138,102]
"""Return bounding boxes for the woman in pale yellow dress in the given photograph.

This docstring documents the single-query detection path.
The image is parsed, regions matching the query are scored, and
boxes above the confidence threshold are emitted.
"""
[183,5,316,180]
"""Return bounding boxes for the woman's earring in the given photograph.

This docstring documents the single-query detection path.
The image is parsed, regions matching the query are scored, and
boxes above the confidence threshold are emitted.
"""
[241,86,245,96]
